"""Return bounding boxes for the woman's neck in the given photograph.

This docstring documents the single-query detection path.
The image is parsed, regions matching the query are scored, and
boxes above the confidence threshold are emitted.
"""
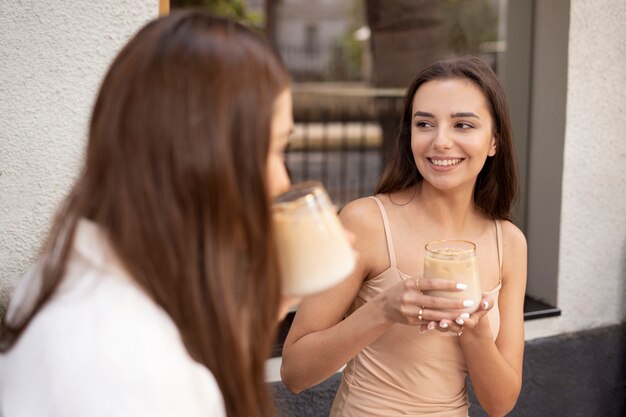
[414,181,480,233]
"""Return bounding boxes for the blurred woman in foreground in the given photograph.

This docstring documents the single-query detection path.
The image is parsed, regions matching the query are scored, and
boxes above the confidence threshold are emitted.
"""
[0,10,293,417]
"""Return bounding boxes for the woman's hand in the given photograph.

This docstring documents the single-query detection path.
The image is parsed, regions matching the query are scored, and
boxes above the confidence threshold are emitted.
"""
[377,276,474,326]
[428,291,497,335]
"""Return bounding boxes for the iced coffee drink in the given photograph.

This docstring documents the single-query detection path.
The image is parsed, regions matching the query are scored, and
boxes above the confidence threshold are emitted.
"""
[273,182,355,296]
[423,240,481,314]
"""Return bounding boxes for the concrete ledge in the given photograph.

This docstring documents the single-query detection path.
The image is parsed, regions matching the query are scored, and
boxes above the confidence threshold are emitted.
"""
[270,373,343,417]
[469,322,626,417]
[270,322,626,417]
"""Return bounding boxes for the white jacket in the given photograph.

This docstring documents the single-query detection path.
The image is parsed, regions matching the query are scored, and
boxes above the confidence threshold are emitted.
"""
[0,220,226,417]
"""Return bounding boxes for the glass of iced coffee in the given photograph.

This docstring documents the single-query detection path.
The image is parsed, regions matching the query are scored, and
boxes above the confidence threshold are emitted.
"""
[273,181,356,296]
[423,240,481,314]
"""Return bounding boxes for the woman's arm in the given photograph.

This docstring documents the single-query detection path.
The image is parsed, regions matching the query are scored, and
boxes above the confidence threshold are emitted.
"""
[280,198,469,393]
[280,269,393,393]
[456,221,527,417]
[280,198,392,393]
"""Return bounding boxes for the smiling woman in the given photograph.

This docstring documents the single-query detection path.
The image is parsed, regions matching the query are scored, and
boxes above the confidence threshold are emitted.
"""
[379,56,517,220]
[281,56,527,417]
[410,78,497,193]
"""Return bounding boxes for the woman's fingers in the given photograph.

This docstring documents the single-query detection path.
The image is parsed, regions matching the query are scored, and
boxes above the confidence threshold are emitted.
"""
[398,279,476,325]
[430,310,485,335]
[433,319,451,333]
[403,291,477,312]
[415,277,468,292]
[398,277,495,328]
[402,305,467,323]
[477,292,496,312]
[427,319,464,335]
[422,293,497,335]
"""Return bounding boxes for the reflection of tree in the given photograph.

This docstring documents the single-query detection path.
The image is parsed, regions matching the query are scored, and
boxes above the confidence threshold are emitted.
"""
[328,0,366,81]
[364,0,441,87]
[363,0,499,86]
[170,0,261,26]
[436,0,498,54]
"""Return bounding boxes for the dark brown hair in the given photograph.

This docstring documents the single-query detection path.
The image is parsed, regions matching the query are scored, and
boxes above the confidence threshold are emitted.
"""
[376,56,518,220]
[0,10,289,417]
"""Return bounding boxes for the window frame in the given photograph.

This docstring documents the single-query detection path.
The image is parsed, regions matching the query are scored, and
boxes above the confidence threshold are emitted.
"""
[504,0,570,317]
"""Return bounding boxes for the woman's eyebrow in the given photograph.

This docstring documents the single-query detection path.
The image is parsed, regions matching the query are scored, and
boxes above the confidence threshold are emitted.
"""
[413,111,480,119]
[451,112,480,119]
[413,111,434,118]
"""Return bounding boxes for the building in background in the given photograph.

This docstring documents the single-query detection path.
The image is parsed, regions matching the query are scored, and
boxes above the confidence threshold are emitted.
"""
[272,0,368,82]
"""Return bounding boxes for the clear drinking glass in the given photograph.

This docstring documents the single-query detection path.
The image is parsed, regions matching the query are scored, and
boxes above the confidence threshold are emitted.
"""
[423,240,481,314]
[273,181,356,296]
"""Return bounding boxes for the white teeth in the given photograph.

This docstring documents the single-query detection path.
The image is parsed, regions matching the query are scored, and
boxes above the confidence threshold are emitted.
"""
[431,158,461,166]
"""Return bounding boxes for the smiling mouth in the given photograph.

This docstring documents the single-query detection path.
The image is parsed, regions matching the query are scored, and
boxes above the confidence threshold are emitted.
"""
[428,158,464,167]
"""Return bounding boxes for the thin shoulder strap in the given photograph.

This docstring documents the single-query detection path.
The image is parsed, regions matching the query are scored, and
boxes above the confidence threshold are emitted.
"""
[369,196,397,268]
[494,219,503,282]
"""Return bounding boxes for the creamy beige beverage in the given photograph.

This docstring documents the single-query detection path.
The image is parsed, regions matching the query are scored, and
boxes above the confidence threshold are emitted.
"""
[423,240,481,314]
[273,182,356,296]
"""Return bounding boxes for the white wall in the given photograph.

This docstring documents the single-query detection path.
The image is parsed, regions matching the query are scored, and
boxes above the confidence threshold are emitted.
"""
[524,0,626,339]
[0,1,158,309]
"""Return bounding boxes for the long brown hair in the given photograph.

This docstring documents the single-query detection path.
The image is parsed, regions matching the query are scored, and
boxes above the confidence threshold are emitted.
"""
[0,10,289,417]
[376,56,518,220]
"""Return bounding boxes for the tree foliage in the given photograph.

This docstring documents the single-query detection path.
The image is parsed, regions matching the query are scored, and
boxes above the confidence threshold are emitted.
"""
[170,0,262,27]
[436,0,498,54]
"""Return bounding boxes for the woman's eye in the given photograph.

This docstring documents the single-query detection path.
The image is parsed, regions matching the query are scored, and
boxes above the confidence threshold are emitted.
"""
[456,122,473,129]
[415,121,432,128]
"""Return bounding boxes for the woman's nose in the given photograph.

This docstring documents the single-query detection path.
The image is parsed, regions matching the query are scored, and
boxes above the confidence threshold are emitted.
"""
[432,128,453,150]
[274,163,291,196]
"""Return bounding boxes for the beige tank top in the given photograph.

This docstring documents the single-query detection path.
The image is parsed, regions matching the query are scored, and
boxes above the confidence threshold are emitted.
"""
[329,196,503,417]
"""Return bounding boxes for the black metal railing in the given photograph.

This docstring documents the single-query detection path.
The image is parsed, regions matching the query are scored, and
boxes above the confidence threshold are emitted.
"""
[285,87,405,209]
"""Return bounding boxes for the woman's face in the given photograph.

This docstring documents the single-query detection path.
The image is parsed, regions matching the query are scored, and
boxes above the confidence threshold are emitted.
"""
[267,88,300,318]
[267,88,293,197]
[410,78,496,192]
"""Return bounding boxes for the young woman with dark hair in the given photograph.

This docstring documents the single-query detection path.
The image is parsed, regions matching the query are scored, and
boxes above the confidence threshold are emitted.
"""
[282,56,527,417]
[0,10,293,417]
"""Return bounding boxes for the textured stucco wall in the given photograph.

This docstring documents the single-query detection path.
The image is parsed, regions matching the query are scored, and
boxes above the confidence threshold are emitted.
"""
[0,1,158,309]
[524,0,626,339]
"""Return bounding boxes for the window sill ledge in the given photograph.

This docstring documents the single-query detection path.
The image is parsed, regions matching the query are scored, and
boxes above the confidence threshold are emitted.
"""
[523,295,561,320]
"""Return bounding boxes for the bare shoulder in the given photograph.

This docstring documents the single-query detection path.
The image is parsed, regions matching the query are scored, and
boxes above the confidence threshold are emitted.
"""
[339,196,382,236]
[500,220,527,254]
[499,220,527,288]
[339,196,389,274]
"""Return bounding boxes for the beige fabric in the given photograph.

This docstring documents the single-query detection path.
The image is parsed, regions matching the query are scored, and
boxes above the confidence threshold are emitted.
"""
[329,197,502,417]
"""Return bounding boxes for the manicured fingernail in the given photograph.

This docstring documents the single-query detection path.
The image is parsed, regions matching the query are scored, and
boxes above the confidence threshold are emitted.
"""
[419,325,427,334]
[459,313,470,319]
[456,283,468,290]
[428,321,436,330]
[463,300,475,307]
[483,300,489,309]
[456,318,465,325]
[439,321,448,328]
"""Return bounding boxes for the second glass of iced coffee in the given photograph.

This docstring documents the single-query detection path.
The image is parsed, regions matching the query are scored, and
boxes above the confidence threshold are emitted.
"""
[273,181,356,296]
